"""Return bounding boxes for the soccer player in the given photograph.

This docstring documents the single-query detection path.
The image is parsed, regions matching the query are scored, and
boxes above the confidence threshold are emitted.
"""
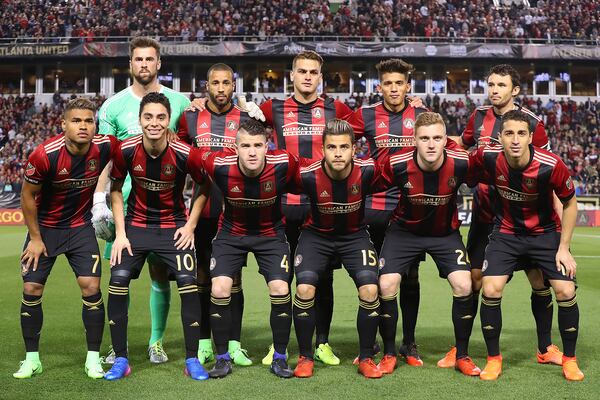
[377,112,480,377]
[14,98,118,379]
[104,93,209,381]
[292,119,382,379]
[178,63,253,366]
[192,119,297,379]
[470,110,583,381]
[439,64,561,369]
[349,58,430,366]
[93,37,192,364]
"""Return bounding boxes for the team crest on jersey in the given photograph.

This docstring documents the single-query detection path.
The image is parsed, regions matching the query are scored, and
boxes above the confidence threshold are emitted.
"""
[262,180,274,193]
[566,176,573,190]
[210,257,216,271]
[350,184,360,195]
[294,254,303,266]
[447,176,457,188]
[312,108,322,119]
[162,164,175,176]
[87,159,98,172]
[25,163,36,176]
[227,121,238,131]
[524,178,536,189]
[403,118,415,129]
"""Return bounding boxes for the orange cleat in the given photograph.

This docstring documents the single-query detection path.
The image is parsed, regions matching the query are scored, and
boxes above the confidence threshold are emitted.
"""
[562,356,584,381]
[399,343,423,367]
[537,344,563,366]
[437,346,457,368]
[294,356,314,378]
[480,355,502,381]
[377,355,397,374]
[455,356,481,376]
[358,358,383,379]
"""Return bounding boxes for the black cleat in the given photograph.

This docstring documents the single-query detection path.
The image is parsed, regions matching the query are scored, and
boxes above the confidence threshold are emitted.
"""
[270,358,294,378]
[208,358,233,379]
[398,342,423,367]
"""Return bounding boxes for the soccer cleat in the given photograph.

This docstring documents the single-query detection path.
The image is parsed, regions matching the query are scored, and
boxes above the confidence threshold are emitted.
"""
[358,358,383,379]
[377,354,397,375]
[270,358,294,378]
[314,343,340,366]
[148,341,169,364]
[455,356,481,376]
[103,346,116,365]
[13,359,43,379]
[537,344,563,366]
[353,341,382,365]
[184,358,209,380]
[229,341,252,366]
[399,343,423,367]
[198,339,215,364]
[294,356,314,378]
[208,358,233,379]
[480,355,502,381]
[562,356,584,381]
[437,346,457,368]
[104,357,131,381]
[85,359,105,379]
[262,344,275,365]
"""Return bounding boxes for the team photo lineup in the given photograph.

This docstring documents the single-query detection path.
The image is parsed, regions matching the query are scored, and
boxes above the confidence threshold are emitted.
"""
[11,33,586,386]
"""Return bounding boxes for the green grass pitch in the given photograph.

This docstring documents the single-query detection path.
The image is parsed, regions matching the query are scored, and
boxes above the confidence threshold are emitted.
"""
[1,226,599,399]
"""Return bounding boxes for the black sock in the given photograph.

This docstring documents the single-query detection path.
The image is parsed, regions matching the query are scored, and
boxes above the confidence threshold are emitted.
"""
[480,295,502,357]
[82,292,105,352]
[198,285,211,340]
[21,293,43,352]
[108,283,130,358]
[399,273,420,345]
[557,296,579,358]
[293,295,315,358]
[315,271,334,346]
[270,293,292,355]
[179,284,201,358]
[357,298,380,360]
[378,292,399,355]
[531,287,553,353]
[210,295,231,355]
[452,294,474,358]
[230,285,244,342]
[472,290,480,320]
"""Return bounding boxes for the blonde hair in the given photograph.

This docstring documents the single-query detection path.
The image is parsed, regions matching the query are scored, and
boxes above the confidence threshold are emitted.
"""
[414,112,446,135]
[292,50,323,70]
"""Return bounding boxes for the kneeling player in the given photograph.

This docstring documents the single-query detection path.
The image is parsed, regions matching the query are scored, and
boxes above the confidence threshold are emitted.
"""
[105,93,209,381]
[378,112,480,376]
[292,119,382,379]
[471,110,583,381]
[14,98,118,379]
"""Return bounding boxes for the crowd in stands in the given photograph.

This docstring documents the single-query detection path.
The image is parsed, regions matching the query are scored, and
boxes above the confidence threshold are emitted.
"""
[1,1,600,43]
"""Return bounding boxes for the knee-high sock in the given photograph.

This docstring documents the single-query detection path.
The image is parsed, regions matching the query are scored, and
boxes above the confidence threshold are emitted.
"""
[480,295,502,357]
[210,295,231,356]
[198,285,211,340]
[471,290,480,320]
[229,284,244,342]
[178,284,201,358]
[399,272,420,345]
[557,295,579,358]
[270,293,292,355]
[82,292,105,352]
[315,270,334,346]
[357,298,380,360]
[378,292,399,356]
[149,280,170,345]
[293,295,316,358]
[108,283,130,358]
[531,287,553,353]
[21,294,43,352]
[452,294,474,358]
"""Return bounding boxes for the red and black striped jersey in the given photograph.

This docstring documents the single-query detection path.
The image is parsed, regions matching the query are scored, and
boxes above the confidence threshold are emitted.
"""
[261,96,353,206]
[178,104,251,219]
[469,144,574,235]
[296,158,382,234]
[461,104,549,224]
[193,149,299,237]
[348,100,429,212]
[110,137,205,229]
[381,148,471,236]
[23,134,117,229]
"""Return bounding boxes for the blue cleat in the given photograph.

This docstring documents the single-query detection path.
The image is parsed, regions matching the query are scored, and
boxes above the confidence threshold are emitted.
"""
[104,357,131,381]
[184,358,209,381]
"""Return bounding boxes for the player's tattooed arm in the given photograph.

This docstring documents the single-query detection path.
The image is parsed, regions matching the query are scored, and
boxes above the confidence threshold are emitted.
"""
[20,180,47,272]
[556,195,577,279]
[109,178,132,265]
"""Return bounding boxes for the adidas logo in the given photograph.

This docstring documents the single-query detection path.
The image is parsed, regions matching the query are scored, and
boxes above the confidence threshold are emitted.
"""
[134,164,144,172]
[231,186,241,193]
[109,320,116,325]
[378,121,387,128]
[565,327,577,332]
[287,111,295,117]
[88,306,99,311]
[482,325,494,330]
[21,312,31,317]
[200,122,208,129]
[320,190,330,197]
[210,313,222,318]
[380,314,391,318]
[277,313,289,317]
[404,181,413,189]
[368,311,380,317]
[190,321,200,327]
[58,168,68,175]
[297,312,310,317]
[497,175,507,181]
[461,315,473,320]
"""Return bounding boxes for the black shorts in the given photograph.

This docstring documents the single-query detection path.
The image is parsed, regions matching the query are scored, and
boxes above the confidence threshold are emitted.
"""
[22,225,101,284]
[282,203,310,255]
[365,209,392,254]
[466,222,494,269]
[195,217,219,267]
[110,226,197,284]
[294,229,379,288]
[210,232,291,283]
[379,224,470,279]
[483,231,574,282]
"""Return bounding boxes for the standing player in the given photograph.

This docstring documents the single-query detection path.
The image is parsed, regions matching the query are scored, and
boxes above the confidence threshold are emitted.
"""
[177,63,253,366]
[193,120,297,379]
[93,37,192,364]
[377,112,480,376]
[259,50,354,366]
[14,98,118,379]
[349,59,429,366]
[292,120,382,379]
[105,93,209,381]
[439,64,561,368]
[470,110,583,381]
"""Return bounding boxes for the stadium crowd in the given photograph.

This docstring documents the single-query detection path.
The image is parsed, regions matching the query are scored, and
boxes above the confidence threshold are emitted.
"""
[1,0,599,43]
